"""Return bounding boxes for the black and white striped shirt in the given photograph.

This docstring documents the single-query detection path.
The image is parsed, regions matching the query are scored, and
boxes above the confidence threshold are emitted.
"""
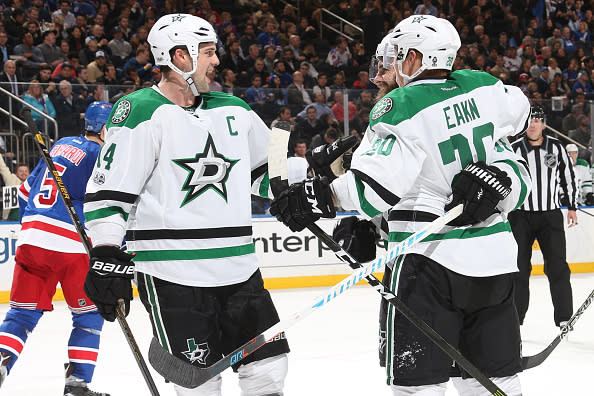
[512,135,578,211]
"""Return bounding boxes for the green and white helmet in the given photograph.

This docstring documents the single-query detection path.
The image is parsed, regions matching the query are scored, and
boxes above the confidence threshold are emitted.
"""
[389,15,460,85]
[148,13,217,95]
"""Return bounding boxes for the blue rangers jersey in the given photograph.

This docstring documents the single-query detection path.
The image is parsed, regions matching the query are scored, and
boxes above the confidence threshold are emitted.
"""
[18,135,101,253]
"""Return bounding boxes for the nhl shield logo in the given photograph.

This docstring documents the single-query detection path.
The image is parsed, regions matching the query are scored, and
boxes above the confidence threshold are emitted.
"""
[371,97,393,120]
[111,100,131,124]
[544,153,557,168]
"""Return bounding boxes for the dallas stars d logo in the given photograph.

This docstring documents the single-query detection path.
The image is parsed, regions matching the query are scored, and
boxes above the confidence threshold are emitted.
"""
[181,338,210,365]
[173,134,239,207]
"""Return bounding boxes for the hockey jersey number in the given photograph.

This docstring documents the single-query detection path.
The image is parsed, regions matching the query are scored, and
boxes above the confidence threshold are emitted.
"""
[34,163,66,208]
[438,122,494,167]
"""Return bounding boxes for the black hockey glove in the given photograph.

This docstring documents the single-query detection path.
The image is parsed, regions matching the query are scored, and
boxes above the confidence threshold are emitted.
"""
[306,135,359,182]
[84,245,135,322]
[585,192,594,206]
[270,176,336,232]
[445,161,512,226]
[333,216,380,263]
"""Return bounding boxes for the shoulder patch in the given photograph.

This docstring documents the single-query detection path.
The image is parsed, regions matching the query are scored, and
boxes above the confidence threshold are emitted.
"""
[111,100,131,124]
[371,97,393,120]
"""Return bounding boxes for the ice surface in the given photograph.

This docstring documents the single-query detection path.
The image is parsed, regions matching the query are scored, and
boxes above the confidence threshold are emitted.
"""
[1,273,592,395]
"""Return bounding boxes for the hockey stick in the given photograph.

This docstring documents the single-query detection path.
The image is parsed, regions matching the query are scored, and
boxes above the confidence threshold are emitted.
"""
[267,128,507,396]
[147,193,463,389]
[521,286,594,369]
[23,110,161,396]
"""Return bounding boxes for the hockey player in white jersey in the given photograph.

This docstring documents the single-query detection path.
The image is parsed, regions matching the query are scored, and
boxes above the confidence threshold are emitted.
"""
[83,14,290,396]
[271,15,531,395]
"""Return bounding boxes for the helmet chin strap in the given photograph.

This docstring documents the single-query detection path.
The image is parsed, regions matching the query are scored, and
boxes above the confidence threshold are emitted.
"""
[167,57,200,96]
[397,60,425,87]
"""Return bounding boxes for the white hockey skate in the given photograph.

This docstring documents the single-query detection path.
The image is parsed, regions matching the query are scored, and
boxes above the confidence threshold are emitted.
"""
[0,352,11,388]
[64,363,110,396]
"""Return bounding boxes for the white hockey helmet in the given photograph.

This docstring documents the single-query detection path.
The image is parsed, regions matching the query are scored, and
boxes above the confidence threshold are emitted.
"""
[148,13,218,95]
[388,15,460,85]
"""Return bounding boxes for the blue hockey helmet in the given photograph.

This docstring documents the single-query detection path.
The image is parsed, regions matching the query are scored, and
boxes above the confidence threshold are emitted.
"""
[84,101,113,133]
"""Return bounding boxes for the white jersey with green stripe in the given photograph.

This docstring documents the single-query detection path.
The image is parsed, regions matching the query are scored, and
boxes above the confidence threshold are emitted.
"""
[574,159,593,205]
[84,86,275,287]
[330,70,532,277]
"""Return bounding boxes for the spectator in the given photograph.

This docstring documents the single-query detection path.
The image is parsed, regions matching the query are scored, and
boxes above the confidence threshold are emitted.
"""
[562,58,580,85]
[331,90,358,126]
[86,50,107,82]
[53,80,85,137]
[151,66,162,84]
[571,70,593,94]
[221,68,238,95]
[503,46,522,73]
[287,34,304,63]
[295,106,323,147]
[292,139,307,159]
[569,115,593,161]
[0,60,22,96]
[530,54,546,79]
[269,59,292,88]
[537,67,551,94]
[52,1,76,29]
[34,64,56,96]
[330,71,347,91]
[79,35,99,66]
[257,19,281,51]
[243,43,262,71]
[246,58,269,87]
[271,106,295,130]
[108,26,132,68]
[414,0,438,17]
[548,58,562,78]
[490,55,510,80]
[123,47,153,82]
[84,83,106,107]
[239,25,259,56]
[326,37,352,68]
[310,126,340,149]
[560,26,577,55]
[36,30,63,68]
[355,90,374,110]
[313,73,332,104]
[352,71,373,90]
[0,32,12,70]
[287,71,312,107]
[298,62,316,89]
[262,45,276,74]
[297,92,334,120]
[97,64,120,95]
[244,74,268,105]
[4,8,26,43]
[562,103,583,133]
[220,39,246,75]
[52,61,78,85]
[13,32,45,80]
[22,79,56,134]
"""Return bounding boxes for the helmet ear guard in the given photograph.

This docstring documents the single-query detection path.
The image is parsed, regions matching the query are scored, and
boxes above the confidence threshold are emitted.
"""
[84,101,113,134]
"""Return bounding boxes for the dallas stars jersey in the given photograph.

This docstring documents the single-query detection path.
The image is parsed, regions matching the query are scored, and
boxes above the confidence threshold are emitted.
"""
[84,87,276,287]
[331,70,532,277]
[18,135,101,253]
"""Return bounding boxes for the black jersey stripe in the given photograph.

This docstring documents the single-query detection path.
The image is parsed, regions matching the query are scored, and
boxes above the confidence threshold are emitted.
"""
[388,210,439,222]
[251,163,268,185]
[351,169,400,206]
[126,226,253,241]
[85,190,138,204]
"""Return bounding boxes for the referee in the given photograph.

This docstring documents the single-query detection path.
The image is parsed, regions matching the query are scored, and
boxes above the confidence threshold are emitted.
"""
[509,104,578,328]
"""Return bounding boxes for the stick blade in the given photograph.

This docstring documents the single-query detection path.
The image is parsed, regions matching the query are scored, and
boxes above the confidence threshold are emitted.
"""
[149,337,209,389]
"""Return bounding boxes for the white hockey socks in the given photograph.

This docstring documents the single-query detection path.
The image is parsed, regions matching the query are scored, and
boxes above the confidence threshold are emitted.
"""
[451,374,522,396]
[237,354,288,396]
[390,382,448,395]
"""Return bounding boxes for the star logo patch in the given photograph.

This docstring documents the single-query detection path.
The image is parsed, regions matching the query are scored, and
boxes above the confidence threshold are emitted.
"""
[181,338,210,366]
[173,134,239,206]
[412,16,428,23]
[171,14,187,22]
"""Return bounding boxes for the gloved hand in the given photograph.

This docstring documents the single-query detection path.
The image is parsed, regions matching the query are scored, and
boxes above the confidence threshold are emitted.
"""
[333,216,380,262]
[270,176,336,232]
[84,245,135,322]
[306,135,359,181]
[445,161,512,226]
[585,192,594,206]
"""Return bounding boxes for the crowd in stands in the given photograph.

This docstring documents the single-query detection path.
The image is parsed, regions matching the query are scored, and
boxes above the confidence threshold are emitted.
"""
[0,0,593,196]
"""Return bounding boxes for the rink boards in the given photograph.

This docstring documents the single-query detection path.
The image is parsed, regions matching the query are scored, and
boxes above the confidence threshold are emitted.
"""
[0,208,593,302]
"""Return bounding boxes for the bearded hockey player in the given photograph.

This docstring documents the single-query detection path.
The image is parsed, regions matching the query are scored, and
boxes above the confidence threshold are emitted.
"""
[83,14,291,396]
[272,15,531,396]
[0,101,112,396]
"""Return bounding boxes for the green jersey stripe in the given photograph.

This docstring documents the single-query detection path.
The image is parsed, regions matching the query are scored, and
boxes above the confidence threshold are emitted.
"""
[85,206,129,222]
[132,243,256,261]
[388,221,511,242]
[144,273,170,352]
[259,172,270,199]
[354,174,382,218]
[494,159,528,211]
